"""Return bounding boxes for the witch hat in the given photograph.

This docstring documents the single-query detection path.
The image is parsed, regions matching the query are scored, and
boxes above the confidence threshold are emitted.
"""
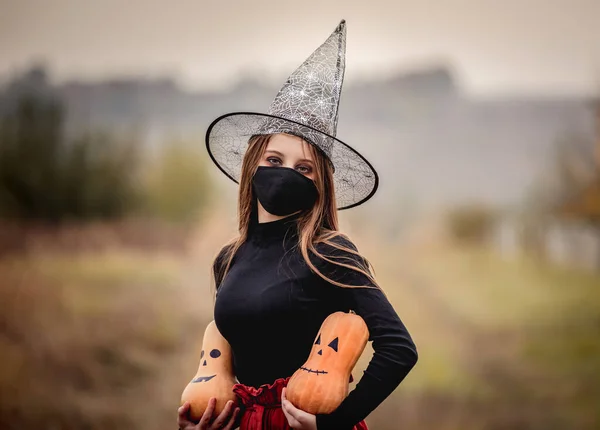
[205,19,378,210]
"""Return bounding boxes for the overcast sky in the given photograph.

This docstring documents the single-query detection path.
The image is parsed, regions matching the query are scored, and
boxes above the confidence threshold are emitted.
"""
[1,0,599,96]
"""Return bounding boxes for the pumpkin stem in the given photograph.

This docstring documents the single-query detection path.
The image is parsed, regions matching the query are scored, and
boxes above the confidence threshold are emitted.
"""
[349,309,356,314]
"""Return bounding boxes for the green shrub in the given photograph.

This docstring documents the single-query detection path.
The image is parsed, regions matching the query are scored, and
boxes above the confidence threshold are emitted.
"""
[140,138,213,224]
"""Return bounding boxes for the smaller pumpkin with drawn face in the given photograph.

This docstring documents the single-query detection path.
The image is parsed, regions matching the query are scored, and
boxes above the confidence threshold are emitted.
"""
[181,320,237,420]
[286,311,369,414]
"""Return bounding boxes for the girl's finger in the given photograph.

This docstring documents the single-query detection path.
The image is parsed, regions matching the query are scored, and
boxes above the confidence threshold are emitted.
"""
[281,403,301,429]
[282,397,302,422]
[178,402,190,417]
[222,407,240,430]
[197,398,216,429]
[210,400,234,429]
[178,402,196,428]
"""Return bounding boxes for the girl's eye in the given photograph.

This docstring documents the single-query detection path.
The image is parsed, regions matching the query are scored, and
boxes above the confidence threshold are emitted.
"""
[267,157,281,165]
[296,165,312,174]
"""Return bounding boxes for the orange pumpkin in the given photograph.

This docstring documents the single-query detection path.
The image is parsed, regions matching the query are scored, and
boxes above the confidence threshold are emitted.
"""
[180,320,237,420]
[286,311,369,414]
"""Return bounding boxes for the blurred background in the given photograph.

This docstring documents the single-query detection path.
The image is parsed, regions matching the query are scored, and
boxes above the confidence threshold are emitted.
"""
[1,1,599,429]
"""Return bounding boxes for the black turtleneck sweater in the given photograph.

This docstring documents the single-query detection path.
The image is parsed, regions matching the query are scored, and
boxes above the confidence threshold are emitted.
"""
[213,213,418,430]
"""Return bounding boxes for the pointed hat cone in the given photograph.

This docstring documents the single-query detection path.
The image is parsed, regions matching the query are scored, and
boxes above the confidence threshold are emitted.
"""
[264,19,346,146]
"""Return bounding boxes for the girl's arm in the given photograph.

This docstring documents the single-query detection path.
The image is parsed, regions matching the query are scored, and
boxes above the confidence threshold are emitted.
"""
[312,235,418,430]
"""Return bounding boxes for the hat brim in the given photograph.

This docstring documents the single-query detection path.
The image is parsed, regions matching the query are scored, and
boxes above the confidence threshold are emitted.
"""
[205,112,379,210]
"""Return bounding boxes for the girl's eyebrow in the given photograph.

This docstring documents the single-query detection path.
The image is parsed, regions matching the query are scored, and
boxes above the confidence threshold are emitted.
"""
[265,149,314,164]
[265,149,284,157]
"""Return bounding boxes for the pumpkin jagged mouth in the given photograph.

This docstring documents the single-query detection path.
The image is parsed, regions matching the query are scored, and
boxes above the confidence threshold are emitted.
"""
[192,375,216,383]
[300,366,328,375]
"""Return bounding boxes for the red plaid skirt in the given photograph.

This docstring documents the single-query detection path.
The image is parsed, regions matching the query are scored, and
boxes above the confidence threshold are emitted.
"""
[232,376,369,430]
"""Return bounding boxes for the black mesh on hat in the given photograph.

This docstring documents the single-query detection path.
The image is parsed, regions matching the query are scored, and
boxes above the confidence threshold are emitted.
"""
[205,20,379,210]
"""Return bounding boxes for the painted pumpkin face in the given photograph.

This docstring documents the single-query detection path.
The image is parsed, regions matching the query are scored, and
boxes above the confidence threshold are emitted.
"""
[191,348,223,383]
[181,321,236,420]
[286,311,369,415]
[299,332,340,375]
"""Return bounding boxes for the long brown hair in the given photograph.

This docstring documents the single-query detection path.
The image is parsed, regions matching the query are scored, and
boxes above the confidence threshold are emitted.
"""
[212,134,379,292]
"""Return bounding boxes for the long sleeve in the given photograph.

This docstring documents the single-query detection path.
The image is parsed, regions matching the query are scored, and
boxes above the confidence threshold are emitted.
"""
[311,234,419,430]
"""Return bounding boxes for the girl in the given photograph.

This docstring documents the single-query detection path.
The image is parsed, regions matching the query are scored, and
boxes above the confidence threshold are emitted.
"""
[177,20,418,430]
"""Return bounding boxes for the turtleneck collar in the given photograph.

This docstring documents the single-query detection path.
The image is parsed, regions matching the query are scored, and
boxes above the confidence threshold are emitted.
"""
[247,210,302,246]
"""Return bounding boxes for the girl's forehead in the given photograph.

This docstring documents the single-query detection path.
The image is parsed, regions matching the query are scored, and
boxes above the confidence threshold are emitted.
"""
[266,134,314,158]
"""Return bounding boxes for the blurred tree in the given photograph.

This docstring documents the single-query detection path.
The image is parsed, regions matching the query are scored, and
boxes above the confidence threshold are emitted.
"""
[552,133,598,215]
[559,181,600,221]
[547,101,600,269]
[0,93,142,222]
[61,130,142,219]
[554,103,600,223]
[0,93,64,220]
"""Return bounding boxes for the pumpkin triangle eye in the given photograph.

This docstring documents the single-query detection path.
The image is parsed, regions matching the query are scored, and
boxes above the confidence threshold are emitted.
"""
[315,334,321,345]
[328,337,339,352]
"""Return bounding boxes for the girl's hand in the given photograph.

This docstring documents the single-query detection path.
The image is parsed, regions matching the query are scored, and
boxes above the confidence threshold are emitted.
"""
[177,398,240,430]
[281,387,317,430]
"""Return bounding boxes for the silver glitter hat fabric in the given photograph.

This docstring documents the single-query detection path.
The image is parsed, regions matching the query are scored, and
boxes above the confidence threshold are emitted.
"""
[205,20,379,210]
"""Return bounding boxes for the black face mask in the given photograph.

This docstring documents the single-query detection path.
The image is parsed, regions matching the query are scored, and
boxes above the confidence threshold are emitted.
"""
[252,166,319,216]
